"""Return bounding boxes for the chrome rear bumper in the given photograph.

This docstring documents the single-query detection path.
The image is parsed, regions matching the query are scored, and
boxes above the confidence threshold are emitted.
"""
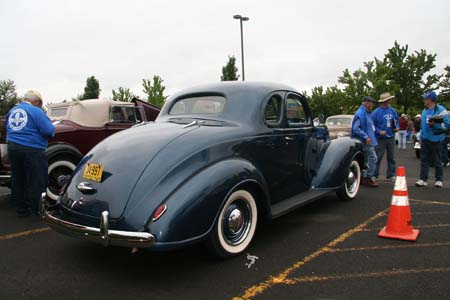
[40,193,155,248]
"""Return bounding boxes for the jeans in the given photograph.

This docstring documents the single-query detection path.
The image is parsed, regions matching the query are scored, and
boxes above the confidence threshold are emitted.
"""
[375,137,396,178]
[363,145,377,179]
[398,130,407,149]
[8,142,48,214]
[420,140,443,182]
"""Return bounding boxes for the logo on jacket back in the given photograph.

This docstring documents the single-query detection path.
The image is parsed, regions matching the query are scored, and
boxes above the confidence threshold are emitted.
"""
[8,109,28,131]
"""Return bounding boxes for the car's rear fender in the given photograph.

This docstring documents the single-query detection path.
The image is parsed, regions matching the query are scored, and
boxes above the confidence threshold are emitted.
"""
[311,137,364,189]
[144,158,269,249]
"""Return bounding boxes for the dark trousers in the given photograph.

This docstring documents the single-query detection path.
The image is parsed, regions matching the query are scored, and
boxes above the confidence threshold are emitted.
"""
[8,142,48,214]
[375,137,396,178]
[443,137,449,165]
[420,140,443,182]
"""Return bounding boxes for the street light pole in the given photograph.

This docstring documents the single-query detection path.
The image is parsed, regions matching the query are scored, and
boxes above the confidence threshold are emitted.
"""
[233,15,249,81]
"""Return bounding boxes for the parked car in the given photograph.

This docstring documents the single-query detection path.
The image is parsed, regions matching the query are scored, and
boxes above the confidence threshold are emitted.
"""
[0,98,160,200]
[41,82,364,258]
[413,131,450,159]
[325,114,354,139]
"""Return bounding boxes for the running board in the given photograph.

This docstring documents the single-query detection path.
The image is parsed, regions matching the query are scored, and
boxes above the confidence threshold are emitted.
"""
[270,189,333,219]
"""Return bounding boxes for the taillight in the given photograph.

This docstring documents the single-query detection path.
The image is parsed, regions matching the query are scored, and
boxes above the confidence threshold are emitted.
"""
[152,204,167,221]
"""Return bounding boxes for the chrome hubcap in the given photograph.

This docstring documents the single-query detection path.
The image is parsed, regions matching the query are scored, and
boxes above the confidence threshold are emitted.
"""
[346,165,359,194]
[222,200,252,246]
[228,208,244,233]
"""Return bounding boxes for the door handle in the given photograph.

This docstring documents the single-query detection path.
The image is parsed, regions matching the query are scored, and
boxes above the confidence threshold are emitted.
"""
[285,137,294,141]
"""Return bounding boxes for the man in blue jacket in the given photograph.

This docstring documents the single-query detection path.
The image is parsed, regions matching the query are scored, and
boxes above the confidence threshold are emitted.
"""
[6,90,55,217]
[416,91,450,188]
[351,96,378,187]
[372,92,399,181]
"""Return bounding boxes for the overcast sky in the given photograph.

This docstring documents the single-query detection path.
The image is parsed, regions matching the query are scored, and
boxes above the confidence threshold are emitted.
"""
[1,0,449,103]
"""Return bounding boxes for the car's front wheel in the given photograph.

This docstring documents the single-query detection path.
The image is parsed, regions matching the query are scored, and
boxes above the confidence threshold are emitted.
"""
[336,160,361,201]
[207,189,258,258]
[47,155,78,201]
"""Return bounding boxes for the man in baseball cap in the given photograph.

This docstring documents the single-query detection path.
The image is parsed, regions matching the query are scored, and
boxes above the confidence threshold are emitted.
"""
[351,96,378,187]
[6,90,54,217]
[416,91,450,188]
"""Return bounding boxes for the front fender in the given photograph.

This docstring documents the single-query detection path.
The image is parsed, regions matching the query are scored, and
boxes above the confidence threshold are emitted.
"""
[146,158,268,250]
[311,137,364,189]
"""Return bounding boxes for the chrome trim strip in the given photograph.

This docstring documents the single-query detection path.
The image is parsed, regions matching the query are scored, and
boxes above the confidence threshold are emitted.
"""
[40,193,155,248]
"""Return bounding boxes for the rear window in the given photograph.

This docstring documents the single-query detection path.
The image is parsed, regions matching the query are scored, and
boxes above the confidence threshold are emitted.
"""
[49,108,68,117]
[169,96,226,115]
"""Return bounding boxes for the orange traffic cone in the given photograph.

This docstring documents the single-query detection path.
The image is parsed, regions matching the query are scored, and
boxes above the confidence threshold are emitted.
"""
[378,166,420,241]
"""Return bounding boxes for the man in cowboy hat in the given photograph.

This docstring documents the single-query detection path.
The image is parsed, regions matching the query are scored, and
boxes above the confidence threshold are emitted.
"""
[372,92,399,181]
[351,96,378,187]
[6,90,55,217]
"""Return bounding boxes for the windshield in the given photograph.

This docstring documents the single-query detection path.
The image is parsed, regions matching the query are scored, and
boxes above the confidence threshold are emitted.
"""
[326,117,352,126]
[169,96,226,115]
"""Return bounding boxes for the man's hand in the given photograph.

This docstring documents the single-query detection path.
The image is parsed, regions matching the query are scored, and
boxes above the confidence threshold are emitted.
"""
[380,130,387,136]
[428,119,436,127]
[366,138,371,145]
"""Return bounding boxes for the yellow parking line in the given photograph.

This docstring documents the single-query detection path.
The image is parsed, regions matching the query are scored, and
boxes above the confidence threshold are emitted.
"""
[0,227,50,241]
[331,241,450,252]
[410,199,450,206]
[231,209,388,300]
[364,223,450,232]
[413,211,450,215]
[284,267,450,284]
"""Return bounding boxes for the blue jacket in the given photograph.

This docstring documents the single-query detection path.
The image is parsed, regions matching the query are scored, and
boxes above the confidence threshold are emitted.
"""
[371,106,399,139]
[351,105,377,146]
[420,104,450,143]
[6,102,55,149]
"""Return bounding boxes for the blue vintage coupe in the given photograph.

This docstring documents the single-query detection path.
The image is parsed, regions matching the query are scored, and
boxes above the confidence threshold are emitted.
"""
[41,82,364,257]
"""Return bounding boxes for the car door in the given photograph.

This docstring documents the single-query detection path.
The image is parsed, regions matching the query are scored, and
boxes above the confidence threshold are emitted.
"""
[281,93,315,195]
[248,92,297,203]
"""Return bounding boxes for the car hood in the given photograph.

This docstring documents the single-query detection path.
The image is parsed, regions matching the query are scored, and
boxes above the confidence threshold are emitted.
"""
[62,122,201,220]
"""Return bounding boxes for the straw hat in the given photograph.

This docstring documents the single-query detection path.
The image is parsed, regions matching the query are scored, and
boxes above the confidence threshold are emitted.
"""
[379,92,395,103]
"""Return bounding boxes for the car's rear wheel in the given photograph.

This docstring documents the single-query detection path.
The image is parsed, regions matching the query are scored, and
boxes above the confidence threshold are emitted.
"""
[336,160,361,201]
[207,189,258,258]
[47,156,78,201]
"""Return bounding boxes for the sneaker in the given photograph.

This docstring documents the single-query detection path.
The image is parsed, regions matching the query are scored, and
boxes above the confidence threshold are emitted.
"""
[435,181,443,188]
[386,176,396,182]
[416,180,427,187]
[444,162,450,167]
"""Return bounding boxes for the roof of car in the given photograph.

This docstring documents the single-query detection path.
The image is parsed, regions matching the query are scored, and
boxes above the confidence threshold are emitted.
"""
[47,99,134,127]
[159,82,300,123]
[326,115,354,119]
[168,81,298,101]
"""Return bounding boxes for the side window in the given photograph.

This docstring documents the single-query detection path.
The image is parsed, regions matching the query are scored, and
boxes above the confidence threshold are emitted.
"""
[286,94,308,127]
[110,106,142,124]
[264,95,282,127]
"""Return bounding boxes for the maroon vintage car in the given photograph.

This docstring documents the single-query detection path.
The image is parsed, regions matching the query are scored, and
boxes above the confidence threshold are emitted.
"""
[0,98,160,200]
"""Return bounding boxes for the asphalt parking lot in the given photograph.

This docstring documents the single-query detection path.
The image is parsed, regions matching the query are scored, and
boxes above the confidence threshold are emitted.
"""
[0,148,449,300]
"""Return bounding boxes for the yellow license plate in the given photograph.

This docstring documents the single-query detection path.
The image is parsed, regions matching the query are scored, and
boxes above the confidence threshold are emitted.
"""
[83,163,103,182]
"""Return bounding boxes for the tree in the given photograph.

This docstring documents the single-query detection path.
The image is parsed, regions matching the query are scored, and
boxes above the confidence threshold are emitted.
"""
[0,79,19,115]
[142,75,167,107]
[112,87,135,102]
[439,65,450,105]
[383,42,440,113]
[307,86,345,118]
[221,55,239,81]
[79,76,101,100]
